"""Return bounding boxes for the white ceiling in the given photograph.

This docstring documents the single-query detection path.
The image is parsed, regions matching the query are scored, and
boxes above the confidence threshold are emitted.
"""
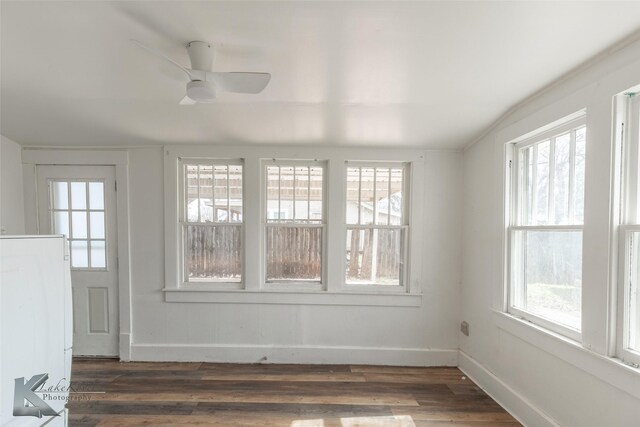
[2,1,640,149]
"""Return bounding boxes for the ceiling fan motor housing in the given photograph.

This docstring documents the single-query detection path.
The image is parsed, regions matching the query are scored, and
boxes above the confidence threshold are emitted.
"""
[186,80,216,102]
[187,41,214,71]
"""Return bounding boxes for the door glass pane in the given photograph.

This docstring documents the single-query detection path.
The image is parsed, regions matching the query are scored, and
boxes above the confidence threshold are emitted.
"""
[72,211,88,239]
[514,229,582,330]
[90,212,105,239]
[266,226,321,282]
[89,182,104,210]
[52,182,68,209]
[71,241,89,268]
[70,182,87,210]
[53,211,69,236]
[90,241,106,268]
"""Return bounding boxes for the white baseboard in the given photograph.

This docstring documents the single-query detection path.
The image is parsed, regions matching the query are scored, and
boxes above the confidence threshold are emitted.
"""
[130,343,458,366]
[458,351,559,427]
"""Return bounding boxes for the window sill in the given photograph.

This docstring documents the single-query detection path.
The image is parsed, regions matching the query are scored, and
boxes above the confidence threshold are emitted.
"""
[163,288,422,307]
[493,310,640,400]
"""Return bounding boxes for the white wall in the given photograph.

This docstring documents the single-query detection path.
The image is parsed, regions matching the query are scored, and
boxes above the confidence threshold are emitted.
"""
[126,147,462,365]
[0,136,24,235]
[461,38,640,426]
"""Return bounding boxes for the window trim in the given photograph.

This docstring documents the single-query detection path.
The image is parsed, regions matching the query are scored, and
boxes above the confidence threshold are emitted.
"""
[178,157,245,289]
[343,161,411,291]
[617,90,640,367]
[506,113,587,341]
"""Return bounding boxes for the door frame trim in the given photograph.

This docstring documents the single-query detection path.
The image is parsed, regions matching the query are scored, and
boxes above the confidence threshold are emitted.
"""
[23,149,132,361]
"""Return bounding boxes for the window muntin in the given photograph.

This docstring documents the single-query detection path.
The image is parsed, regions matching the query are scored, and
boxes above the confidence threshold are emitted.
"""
[264,162,325,283]
[509,118,586,337]
[619,91,640,366]
[345,165,407,286]
[182,161,243,283]
[49,180,107,269]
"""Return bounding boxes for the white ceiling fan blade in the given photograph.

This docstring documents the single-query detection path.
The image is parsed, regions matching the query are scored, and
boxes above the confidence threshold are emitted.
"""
[206,72,271,94]
[131,39,193,80]
[179,96,196,105]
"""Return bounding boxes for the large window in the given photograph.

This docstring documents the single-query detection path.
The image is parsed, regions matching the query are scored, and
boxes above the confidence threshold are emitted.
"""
[508,115,586,339]
[618,90,640,367]
[264,161,325,285]
[182,160,243,284]
[345,164,408,287]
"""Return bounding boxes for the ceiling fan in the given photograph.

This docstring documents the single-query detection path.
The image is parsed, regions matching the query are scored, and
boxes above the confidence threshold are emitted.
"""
[132,39,271,104]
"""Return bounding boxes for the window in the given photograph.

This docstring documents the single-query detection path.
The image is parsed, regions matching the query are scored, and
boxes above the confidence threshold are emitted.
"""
[618,90,640,366]
[345,164,407,286]
[508,115,586,339]
[264,161,325,285]
[50,180,107,269]
[181,160,243,284]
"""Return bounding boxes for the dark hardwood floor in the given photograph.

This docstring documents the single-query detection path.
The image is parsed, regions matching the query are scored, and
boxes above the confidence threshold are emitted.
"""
[68,359,521,426]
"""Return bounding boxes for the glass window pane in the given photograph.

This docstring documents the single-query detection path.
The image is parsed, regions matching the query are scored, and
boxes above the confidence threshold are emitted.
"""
[294,166,309,221]
[266,166,280,221]
[186,165,199,222]
[185,225,242,282]
[52,182,68,210]
[70,182,87,210]
[72,211,88,239]
[309,167,323,221]
[228,165,243,222]
[90,212,105,239]
[574,127,586,224]
[53,211,69,236]
[90,241,106,268]
[389,168,404,225]
[359,168,375,225]
[375,168,390,225]
[89,182,104,210]
[514,230,582,330]
[278,166,294,220]
[535,140,550,225]
[71,240,89,268]
[346,168,361,225]
[266,226,321,282]
[628,231,640,352]
[346,227,403,286]
[198,165,214,223]
[522,146,534,225]
[553,133,571,224]
[213,165,228,222]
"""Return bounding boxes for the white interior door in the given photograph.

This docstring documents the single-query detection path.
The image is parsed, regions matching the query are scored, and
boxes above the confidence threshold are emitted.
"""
[37,165,119,357]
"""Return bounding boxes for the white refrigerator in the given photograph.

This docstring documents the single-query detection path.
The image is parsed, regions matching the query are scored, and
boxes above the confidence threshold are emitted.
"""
[0,236,73,426]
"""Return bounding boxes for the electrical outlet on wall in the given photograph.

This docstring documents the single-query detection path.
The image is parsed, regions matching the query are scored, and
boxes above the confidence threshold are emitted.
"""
[460,321,469,336]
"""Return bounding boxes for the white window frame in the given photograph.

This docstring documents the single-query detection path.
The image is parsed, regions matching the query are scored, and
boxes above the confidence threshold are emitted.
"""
[178,157,244,290]
[163,145,424,306]
[343,162,410,292]
[261,159,327,291]
[506,113,586,342]
[617,90,640,367]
